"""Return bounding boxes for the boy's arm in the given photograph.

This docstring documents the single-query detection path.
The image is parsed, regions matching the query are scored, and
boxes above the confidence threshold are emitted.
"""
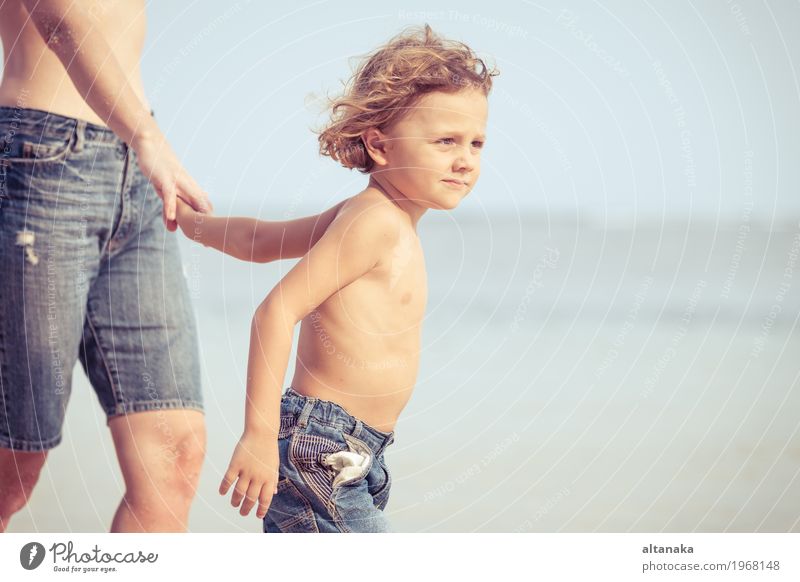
[176,198,348,262]
[219,201,400,519]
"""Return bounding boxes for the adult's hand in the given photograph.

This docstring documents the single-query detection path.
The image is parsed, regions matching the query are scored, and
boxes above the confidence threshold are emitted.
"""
[20,0,213,232]
[131,130,213,232]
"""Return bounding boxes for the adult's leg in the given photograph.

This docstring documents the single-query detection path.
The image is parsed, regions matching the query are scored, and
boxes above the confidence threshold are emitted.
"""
[0,449,48,532]
[0,110,100,532]
[79,145,206,532]
[108,409,205,532]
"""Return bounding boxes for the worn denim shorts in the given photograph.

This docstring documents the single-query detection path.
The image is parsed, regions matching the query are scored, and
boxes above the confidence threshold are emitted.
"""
[0,106,202,452]
[264,387,396,533]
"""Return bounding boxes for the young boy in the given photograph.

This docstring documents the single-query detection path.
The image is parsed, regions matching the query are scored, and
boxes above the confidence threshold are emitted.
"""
[176,24,497,532]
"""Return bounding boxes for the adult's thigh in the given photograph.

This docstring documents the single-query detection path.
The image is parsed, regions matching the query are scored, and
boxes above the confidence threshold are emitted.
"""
[78,176,202,418]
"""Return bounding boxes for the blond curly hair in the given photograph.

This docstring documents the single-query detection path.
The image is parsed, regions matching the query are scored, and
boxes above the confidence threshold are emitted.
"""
[314,24,499,174]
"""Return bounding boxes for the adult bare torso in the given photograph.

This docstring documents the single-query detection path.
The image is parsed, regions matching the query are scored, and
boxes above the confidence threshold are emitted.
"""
[291,189,428,433]
[0,0,148,124]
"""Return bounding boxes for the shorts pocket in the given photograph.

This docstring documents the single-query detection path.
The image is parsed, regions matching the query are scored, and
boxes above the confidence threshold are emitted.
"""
[288,427,373,515]
[0,146,82,212]
[265,477,319,533]
[1,133,73,165]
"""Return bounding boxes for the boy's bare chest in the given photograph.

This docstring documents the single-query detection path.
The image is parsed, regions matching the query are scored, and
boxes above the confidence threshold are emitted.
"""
[382,231,427,312]
[334,232,428,329]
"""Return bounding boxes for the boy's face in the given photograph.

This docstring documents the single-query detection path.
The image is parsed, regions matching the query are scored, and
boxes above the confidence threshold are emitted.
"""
[367,89,489,210]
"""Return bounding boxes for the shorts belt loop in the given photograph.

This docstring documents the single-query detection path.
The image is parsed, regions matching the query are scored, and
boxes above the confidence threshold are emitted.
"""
[377,433,393,457]
[298,398,316,429]
[73,120,86,153]
[352,418,363,439]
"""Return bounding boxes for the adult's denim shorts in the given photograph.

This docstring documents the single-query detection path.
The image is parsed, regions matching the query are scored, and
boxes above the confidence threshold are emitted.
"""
[0,106,203,452]
[264,387,396,533]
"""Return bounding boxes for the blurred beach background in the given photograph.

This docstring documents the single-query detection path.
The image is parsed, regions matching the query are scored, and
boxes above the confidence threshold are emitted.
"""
[5,0,799,532]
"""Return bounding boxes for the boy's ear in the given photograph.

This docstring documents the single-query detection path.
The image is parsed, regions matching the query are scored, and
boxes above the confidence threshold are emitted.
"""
[361,127,390,167]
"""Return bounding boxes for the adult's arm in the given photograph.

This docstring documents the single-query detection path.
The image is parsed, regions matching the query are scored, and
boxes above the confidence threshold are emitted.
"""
[21,0,211,230]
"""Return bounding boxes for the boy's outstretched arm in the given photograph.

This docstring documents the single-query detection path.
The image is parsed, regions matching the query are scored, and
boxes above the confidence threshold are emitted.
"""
[218,200,400,519]
[175,198,348,262]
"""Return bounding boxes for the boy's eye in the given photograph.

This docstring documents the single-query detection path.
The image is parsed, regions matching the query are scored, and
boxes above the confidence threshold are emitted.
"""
[436,138,485,148]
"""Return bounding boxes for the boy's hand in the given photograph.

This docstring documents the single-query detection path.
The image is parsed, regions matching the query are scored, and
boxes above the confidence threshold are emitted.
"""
[219,433,280,519]
[175,197,199,239]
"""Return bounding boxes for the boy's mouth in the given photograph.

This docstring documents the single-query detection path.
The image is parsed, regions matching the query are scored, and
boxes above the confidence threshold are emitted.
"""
[442,179,468,187]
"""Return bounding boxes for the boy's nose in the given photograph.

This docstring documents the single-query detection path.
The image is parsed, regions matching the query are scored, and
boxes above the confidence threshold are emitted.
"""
[453,147,478,171]
[453,156,476,173]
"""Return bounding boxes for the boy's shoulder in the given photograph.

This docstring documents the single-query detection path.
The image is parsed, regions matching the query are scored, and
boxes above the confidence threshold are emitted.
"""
[307,189,409,280]
[332,188,410,240]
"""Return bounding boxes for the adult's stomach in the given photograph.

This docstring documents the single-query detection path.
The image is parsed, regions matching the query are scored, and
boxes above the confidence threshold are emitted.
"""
[0,0,149,126]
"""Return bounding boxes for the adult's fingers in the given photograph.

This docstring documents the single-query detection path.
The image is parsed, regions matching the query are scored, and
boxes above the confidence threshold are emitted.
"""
[165,184,177,223]
[159,180,178,230]
[179,175,212,213]
[186,192,212,214]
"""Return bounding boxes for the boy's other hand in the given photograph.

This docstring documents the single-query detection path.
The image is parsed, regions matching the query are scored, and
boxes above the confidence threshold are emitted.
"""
[219,433,280,519]
[130,130,213,231]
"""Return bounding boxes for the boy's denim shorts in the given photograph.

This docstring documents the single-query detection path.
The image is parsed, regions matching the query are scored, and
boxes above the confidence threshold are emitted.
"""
[264,387,396,533]
[0,106,202,452]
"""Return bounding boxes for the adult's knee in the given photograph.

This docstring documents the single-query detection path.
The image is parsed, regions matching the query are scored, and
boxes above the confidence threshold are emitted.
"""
[158,426,207,502]
[0,449,48,525]
[175,428,207,486]
[112,410,206,508]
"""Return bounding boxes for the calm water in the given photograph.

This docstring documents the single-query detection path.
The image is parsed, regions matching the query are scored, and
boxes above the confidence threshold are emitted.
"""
[11,214,800,532]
